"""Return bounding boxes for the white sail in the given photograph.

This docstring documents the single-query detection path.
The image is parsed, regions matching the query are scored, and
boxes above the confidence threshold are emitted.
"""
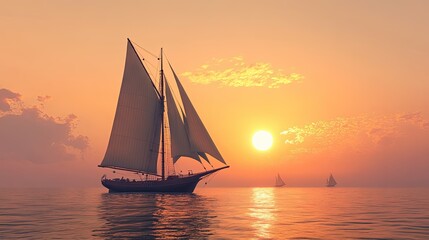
[100,40,162,175]
[275,174,285,187]
[170,64,226,164]
[165,78,201,163]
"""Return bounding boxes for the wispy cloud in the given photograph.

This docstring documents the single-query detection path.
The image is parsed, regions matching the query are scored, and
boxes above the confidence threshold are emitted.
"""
[182,57,303,88]
[280,112,428,154]
[0,88,89,163]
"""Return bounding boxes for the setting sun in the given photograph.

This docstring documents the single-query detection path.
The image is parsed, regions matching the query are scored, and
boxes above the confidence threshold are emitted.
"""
[252,130,273,151]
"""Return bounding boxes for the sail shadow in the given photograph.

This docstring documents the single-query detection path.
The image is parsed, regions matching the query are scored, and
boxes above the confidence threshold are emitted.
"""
[92,192,216,239]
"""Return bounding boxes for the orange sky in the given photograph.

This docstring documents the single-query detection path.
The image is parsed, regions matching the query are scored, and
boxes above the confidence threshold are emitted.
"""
[1,0,428,187]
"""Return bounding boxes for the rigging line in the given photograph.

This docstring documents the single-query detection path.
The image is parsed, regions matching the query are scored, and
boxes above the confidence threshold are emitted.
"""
[131,40,158,59]
[143,59,156,81]
[163,113,176,176]
[144,57,159,72]
[134,48,159,82]
[129,41,160,83]
[200,161,207,171]
[204,171,219,185]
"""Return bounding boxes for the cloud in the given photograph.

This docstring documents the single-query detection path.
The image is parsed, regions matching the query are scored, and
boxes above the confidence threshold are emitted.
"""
[37,95,51,102]
[182,57,303,88]
[280,112,429,155]
[0,88,89,163]
[0,88,21,112]
[37,95,52,108]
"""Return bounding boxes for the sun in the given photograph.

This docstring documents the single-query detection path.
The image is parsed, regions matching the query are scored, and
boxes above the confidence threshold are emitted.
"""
[252,130,273,151]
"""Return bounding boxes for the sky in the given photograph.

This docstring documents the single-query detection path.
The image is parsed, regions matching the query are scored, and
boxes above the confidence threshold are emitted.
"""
[0,0,428,187]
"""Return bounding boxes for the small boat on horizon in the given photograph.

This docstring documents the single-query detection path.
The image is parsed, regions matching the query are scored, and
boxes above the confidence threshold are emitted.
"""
[98,39,229,193]
[326,173,337,187]
[275,173,285,187]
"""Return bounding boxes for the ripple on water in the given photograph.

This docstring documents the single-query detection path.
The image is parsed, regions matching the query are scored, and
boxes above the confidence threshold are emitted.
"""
[0,188,429,239]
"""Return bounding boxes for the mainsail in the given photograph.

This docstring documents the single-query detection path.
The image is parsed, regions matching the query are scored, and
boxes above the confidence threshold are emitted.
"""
[275,174,285,187]
[100,40,162,175]
[170,64,226,164]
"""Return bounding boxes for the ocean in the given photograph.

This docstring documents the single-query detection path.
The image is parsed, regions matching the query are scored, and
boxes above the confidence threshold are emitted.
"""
[0,187,428,239]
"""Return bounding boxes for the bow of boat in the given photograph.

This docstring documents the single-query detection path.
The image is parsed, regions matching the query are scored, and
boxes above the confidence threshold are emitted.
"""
[195,165,230,179]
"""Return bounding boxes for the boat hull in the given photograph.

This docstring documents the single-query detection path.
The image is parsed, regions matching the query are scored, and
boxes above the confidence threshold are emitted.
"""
[103,175,200,193]
[101,166,229,193]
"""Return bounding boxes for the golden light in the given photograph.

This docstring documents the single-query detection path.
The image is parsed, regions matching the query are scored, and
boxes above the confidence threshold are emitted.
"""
[252,130,273,151]
[248,188,276,238]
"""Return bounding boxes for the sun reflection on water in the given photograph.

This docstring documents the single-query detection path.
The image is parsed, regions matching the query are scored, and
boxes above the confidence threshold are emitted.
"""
[248,188,276,239]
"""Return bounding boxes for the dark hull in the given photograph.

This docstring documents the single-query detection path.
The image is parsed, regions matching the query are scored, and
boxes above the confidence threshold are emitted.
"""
[101,166,229,193]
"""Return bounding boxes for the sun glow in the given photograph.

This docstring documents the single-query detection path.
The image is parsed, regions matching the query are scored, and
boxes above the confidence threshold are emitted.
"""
[252,130,273,151]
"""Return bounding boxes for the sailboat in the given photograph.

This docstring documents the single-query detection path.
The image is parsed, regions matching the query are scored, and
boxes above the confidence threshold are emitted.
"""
[98,39,229,193]
[326,173,337,187]
[275,174,285,187]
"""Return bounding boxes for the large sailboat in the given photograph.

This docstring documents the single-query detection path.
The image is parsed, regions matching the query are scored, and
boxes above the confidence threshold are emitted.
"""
[98,39,229,193]
[274,174,285,187]
[326,173,337,187]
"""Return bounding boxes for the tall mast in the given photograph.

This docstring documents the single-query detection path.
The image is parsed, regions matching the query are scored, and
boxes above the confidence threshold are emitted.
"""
[160,48,165,180]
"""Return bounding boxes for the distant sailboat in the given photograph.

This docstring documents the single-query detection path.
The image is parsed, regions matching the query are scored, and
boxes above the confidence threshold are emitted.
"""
[98,39,229,193]
[326,173,337,187]
[275,174,285,187]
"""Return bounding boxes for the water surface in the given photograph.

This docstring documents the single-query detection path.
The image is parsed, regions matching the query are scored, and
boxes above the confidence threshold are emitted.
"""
[1,187,428,239]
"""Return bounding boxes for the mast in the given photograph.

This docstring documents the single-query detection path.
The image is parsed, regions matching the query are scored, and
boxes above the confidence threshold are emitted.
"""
[160,48,166,180]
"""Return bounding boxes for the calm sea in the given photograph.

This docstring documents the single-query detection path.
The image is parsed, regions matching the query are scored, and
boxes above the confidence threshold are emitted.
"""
[0,187,428,239]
